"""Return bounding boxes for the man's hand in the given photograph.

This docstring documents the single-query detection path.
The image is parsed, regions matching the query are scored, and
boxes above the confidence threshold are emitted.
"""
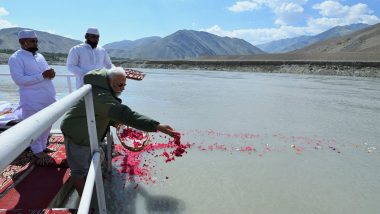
[157,124,180,137]
[42,68,55,79]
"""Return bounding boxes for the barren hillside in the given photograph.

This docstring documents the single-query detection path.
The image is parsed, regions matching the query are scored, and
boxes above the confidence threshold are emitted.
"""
[296,23,380,53]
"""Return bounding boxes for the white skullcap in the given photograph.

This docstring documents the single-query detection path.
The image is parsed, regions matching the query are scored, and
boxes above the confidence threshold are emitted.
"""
[18,30,37,39]
[86,27,99,35]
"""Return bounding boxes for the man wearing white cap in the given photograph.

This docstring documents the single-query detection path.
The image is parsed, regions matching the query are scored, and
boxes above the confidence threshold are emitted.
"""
[66,27,112,89]
[8,30,56,158]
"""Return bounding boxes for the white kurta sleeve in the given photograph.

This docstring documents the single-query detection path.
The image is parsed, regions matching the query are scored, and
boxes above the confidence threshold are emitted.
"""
[104,51,112,69]
[39,55,50,70]
[66,47,88,75]
[9,57,44,86]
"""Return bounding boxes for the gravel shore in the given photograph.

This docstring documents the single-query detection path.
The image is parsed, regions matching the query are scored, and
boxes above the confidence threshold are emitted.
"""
[114,59,380,78]
[2,51,379,78]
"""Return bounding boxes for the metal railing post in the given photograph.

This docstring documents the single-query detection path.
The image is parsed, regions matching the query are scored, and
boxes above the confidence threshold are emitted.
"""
[78,152,101,214]
[83,91,107,214]
[66,76,73,93]
[106,130,113,173]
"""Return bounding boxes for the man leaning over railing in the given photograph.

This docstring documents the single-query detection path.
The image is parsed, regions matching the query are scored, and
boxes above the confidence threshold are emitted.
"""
[60,67,179,196]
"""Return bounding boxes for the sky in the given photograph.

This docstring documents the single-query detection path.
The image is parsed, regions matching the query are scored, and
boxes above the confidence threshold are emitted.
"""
[0,0,379,46]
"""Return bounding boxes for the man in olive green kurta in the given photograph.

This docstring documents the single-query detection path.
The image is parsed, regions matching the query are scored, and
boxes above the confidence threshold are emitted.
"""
[61,67,178,195]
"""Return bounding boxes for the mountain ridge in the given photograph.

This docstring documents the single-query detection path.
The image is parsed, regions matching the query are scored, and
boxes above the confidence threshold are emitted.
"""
[257,23,369,53]
[0,27,81,53]
[105,29,265,59]
[295,23,380,53]
[1,23,379,62]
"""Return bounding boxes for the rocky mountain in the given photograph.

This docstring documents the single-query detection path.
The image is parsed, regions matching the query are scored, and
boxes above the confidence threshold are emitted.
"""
[105,30,265,59]
[0,27,81,53]
[104,36,161,50]
[257,23,369,53]
[296,23,380,53]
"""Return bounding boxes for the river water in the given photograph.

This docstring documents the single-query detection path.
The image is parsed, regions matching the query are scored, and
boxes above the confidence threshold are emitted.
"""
[1,65,380,213]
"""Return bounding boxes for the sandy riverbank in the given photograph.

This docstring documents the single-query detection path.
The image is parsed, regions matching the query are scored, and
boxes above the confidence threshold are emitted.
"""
[2,51,379,78]
[114,59,380,78]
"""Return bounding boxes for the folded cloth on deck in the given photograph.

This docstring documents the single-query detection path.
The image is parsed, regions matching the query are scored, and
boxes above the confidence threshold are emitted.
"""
[0,102,21,127]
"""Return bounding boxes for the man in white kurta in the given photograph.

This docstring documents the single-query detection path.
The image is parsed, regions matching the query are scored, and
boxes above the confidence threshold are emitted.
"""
[66,27,112,89]
[8,30,56,158]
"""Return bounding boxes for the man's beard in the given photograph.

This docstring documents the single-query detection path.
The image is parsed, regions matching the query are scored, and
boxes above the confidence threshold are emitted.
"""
[26,47,38,53]
[86,40,98,49]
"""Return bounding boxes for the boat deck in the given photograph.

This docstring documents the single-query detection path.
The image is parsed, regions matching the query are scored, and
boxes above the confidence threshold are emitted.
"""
[0,134,82,213]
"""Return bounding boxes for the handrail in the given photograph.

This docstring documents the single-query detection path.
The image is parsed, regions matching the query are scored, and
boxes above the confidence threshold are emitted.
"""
[0,83,107,214]
[0,73,75,93]
[0,85,90,171]
[81,86,107,213]
[78,152,101,213]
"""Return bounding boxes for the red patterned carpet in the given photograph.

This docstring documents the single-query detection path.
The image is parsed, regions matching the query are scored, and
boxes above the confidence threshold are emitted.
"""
[36,143,68,168]
[0,134,72,211]
[0,167,70,209]
[0,208,78,214]
[0,150,35,196]
[0,135,68,195]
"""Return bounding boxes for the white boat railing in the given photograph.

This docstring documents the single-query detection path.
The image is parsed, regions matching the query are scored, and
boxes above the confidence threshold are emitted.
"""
[0,84,107,214]
[56,73,75,93]
[0,73,75,93]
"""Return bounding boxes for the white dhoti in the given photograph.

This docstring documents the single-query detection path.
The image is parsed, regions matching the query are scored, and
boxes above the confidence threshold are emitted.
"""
[8,49,56,154]
[21,107,52,154]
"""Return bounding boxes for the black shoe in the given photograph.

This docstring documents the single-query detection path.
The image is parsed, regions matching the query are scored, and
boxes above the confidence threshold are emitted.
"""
[44,148,56,153]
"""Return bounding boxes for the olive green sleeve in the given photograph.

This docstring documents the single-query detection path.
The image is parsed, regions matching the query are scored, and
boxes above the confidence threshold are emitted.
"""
[92,89,159,132]
[107,104,159,132]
